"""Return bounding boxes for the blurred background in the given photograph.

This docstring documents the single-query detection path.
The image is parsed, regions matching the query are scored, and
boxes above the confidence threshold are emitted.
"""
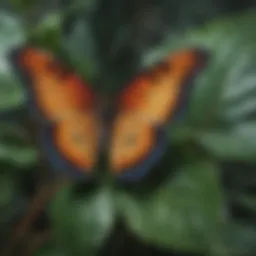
[1,0,256,255]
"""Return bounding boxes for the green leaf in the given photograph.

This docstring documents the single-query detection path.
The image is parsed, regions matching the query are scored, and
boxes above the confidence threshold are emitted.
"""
[0,143,38,166]
[49,184,115,255]
[0,122,38,167]
[213,223,256,256]
[0,11,26,111]
[28,12,62,50]
[61,18,97,80]
[196,122,256,161]
[118,160,224,253]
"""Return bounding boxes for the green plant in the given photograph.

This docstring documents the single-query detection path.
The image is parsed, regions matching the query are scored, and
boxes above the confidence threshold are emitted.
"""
[1,2,256,256]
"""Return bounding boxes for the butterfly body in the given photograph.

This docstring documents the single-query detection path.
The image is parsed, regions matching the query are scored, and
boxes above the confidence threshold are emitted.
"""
[9,46,208,181]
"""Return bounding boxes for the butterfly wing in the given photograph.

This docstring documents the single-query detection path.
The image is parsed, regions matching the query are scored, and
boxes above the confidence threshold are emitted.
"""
[9,47,100,178]
[109,48,208,180]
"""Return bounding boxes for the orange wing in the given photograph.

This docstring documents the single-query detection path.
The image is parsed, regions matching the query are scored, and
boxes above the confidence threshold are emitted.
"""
[9,47,100,178]
[109,48,208,180]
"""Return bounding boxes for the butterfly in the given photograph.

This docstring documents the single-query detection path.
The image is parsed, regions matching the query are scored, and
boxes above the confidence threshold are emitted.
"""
[9,46,208,182]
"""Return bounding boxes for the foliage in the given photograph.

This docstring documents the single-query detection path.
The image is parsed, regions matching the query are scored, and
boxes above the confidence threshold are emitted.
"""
[0,2,256,256]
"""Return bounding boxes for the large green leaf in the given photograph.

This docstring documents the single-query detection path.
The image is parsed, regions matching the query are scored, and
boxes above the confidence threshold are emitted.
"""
[49,184,115,256]
[117,160,224,253]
